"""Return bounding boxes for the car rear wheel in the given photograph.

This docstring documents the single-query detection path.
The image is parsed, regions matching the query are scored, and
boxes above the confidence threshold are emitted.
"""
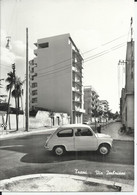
[98,144,110,155]
[53,146,66,156]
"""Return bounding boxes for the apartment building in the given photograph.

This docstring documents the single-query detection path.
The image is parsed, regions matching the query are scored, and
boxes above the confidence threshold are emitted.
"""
[83,86,99,123]
[29,34,84,124]
[120,41,134,130]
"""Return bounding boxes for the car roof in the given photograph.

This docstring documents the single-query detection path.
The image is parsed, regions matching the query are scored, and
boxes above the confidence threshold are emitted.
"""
[52,124,92,135]
[58,124,91,129]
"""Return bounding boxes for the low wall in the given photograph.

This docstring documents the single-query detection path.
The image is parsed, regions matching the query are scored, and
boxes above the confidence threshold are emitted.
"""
[0,111,70,130]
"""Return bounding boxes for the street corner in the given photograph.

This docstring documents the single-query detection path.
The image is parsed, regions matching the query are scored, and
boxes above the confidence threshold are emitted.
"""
[0,127,56,140]
[0,173,133,192]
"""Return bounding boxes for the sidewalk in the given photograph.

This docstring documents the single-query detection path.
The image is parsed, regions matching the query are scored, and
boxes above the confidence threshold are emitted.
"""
[0,122,134,141]
[0,173,133,192]
[101,122,134,141]
[0,126,57,140]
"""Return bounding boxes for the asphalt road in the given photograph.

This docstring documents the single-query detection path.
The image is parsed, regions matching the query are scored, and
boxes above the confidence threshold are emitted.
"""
[0,133,134,181]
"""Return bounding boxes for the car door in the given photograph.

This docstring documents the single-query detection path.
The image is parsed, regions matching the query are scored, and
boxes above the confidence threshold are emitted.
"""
[56,128,75,151]
[74,127,98,151]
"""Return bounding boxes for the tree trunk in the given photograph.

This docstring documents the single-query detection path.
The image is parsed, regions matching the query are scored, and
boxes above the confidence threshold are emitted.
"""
[21,94,23,111]
[95,117,97,132]
[9,114,11,130]
[17,96,20,129]
[15,97,18,131]
[5,88,11,130]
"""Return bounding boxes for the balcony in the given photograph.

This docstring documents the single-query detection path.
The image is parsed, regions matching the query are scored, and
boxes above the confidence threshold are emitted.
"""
[34,57,37,65]
[72,66,77,72]
[31,73,37,81]
[34,49,37,56]
[72,87,82,95]
[73,97,80,101]
[73,106,85,113]
[73,76,82,87]
[79,108,85,113]
[73,98,81,104]
[75,70,82,77]
[72,66,82,76]
[73,60,83,69]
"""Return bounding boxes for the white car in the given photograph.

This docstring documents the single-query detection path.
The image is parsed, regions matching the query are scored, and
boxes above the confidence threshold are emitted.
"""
[44,124,113,156]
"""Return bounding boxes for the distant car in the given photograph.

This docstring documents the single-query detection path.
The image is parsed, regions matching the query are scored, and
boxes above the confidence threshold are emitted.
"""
[115,118,121,122]
[44,124,113,156]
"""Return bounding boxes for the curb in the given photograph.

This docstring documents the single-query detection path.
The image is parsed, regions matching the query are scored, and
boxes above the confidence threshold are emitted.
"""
[0,173,133,192]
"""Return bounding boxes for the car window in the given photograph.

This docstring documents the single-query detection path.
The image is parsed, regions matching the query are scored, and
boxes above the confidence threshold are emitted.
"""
[57,129,73,137]
[75,128,93,136]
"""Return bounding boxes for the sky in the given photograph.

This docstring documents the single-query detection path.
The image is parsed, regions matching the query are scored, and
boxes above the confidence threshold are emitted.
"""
[0,0,135,112]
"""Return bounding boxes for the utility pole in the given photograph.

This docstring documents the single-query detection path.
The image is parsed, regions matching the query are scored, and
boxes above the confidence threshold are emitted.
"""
[130,17,133,42]
[25,28,29,131]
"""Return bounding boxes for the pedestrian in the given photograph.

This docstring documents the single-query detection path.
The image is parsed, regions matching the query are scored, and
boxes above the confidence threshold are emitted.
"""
[97,121,101,133]
[75,129,82,136]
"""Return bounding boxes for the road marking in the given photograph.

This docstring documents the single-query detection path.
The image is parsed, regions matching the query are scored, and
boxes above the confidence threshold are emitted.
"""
[0,145,23,149]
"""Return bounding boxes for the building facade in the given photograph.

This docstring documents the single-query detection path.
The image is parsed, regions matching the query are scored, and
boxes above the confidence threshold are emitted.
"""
[29,34,84,124]
[83,86,99,123]
[120,41,134,130]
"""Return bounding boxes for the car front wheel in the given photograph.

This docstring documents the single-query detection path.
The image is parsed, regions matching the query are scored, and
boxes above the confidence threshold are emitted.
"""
[53,146,66,156]
[98,144,110,155]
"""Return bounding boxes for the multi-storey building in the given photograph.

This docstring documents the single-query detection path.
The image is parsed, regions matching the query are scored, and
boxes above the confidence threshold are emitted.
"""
[83,86,99,123]
[29,34,84,124]
[120,40,134,130]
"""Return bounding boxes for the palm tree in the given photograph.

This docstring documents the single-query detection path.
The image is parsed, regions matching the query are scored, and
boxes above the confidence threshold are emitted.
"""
[12,77,24,131]
[5,71,15,130]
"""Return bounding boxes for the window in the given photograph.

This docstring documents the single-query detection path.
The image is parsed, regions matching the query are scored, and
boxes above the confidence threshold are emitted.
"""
[32,90,37,95]
[32,98,37,103]
[38,42,49,48]
[32,83,37,88]
[57,129,73,137]
[31,73,37,81]
[75,128,93,136]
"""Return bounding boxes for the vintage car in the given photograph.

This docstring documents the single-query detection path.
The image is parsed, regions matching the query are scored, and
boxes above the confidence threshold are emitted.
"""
[44,124,113,156]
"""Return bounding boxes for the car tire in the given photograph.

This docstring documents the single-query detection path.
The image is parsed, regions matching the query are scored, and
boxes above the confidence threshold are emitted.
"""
[118,128,125,135]
[98,144,110,155]
[53,146,66,156]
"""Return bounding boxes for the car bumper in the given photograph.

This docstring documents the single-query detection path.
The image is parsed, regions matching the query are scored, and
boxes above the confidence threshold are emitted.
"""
[44,144,50,150]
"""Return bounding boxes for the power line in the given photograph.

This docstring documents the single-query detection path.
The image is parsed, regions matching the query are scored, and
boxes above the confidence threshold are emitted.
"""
[36,34,128,72]
[37,41,127,76]
[84,42,125,62]
[34,43,126,79]
[82,34,127,55]
[34,66,71,79]
[84,43,126,63]
[33,68,71,81]
[36,42,126,77]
